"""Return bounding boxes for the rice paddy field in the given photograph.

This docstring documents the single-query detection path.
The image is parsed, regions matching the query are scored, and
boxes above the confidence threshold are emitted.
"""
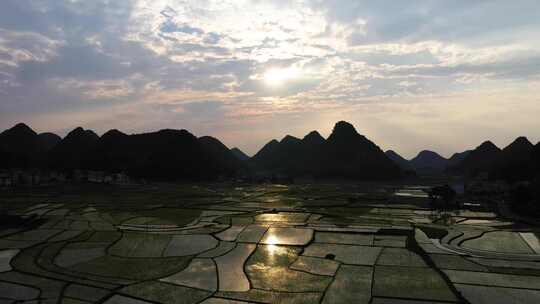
[1,182,539,303]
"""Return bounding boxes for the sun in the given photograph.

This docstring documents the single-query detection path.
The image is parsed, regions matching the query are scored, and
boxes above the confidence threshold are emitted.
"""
[264,66,301,86]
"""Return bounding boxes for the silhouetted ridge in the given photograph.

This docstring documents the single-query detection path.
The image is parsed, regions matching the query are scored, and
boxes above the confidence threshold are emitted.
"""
[64,127,100,143]
[86,129,130,172]
[101,129,128,139]
[155,128,193,137]
[252,140,279,161]
[332,121,357,136]
[410,150,448,175]
[251,121,401,179]
[48,127,99,170]
[73,128,245,180]
[451,141,501,176]
[281,135,301,144]
[37,133,61,152]
[252,136,303,173]
[11,123,37,136]
[500,137,533,158]
[3,122,537,182]
[323,122,402,179]
[268,139,279,146]
[447,150,471,167]
[514,136,532,145]
[490,136,534,181]
[230,147,250,161]
[126,129,226,179]
[0,123,45,168]
[199,136,246,175]
[302,131,325,145]
[386,150,413,171]
[477,141,500,153]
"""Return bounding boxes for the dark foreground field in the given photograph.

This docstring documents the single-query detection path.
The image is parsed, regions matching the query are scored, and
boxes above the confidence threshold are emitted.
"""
[1,182,539,303]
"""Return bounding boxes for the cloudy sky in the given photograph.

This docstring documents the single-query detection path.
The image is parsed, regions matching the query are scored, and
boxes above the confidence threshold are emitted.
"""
[1,0,539,158]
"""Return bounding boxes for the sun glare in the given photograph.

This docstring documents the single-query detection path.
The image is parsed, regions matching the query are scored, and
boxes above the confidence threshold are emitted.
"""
[264,67,301,86]
[264,235,278,245]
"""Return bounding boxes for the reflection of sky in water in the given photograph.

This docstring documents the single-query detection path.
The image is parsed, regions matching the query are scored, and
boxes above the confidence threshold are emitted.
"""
[265,235,280,256]
[263,235,293,259]
[260,227,313,246]
[257,212,309,222]
[394,185,429,198]
[394,191,428,198]
[394,184,465,197]
[265,235,278,245]
[267,244,289,260]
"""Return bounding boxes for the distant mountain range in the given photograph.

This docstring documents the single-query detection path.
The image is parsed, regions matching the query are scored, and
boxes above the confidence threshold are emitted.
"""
[446,141,501,176]
[447,150,471,168]
[230,147,250,161]
[385,150,414,171]
[251,121,402,179]
[0,124,246,180]
[386,149,452,175]
[386,138,540,181]
[489,137,535,181]
[0,123,58,169]
[409,150,448,175]
[1,122,538,181]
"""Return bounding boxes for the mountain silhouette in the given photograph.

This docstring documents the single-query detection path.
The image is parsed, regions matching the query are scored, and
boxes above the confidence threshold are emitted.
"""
[37,133,61,152]
[409,150,448,174]
[451,141,501,176]
[48,127,100,170]
[198,136,246,175]
[35,126,246,180]
[126,129,205,179]
[303,131,325,146]
[322,121,402,179]
[385,150,413,171]
[251,139,282,170]
[447,150,471,168]
[496,137,534,165]
[251,135,305,174]
[2,122,537,182]
[0,123,56,168]
[230,147,250,161]
[300,131,327,175]
[490,137,534,181]
[251,121,402,179]
[277,135,305,174]
[87,129,131,172]
[93,129,243,180]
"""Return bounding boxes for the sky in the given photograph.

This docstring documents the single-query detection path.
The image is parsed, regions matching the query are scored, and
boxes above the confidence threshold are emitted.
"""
[1,0,539,159]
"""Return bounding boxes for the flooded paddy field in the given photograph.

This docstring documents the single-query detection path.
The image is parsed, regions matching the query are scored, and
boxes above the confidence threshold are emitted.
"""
[1,182,539,303]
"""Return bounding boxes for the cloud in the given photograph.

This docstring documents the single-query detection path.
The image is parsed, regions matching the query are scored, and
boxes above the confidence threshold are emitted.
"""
[50,77,137,100]
[0,0,540,155]
[181,100,223,114]
[160,21,205,35]
[0,29,63,66]
[308,1,540,45]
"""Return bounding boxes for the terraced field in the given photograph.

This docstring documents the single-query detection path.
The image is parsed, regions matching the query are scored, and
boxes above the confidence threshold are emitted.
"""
[1,183,539,303]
